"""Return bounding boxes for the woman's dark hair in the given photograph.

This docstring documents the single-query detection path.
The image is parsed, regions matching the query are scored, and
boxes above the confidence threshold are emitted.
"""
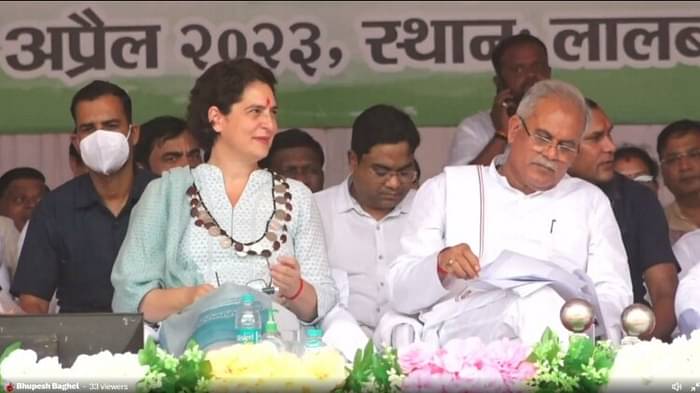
[186,58,277,153]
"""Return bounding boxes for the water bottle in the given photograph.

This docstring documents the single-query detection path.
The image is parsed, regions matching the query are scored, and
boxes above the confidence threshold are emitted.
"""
[235,293,261,344]
[261,309,286,351]
[303,327,325,354]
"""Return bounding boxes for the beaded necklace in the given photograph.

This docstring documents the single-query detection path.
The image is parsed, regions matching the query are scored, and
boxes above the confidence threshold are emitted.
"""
[187,170,292,257]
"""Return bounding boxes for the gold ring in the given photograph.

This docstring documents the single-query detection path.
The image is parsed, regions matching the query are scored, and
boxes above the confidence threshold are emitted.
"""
[447,259,454,266]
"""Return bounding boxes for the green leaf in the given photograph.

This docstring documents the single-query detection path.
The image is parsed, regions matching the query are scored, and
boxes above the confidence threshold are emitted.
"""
[138,337,158,366]
[0,341,22,365]
[360,341,374,370]
[0,341,22,384]
[528,327,561,363]
[563,336,594,372]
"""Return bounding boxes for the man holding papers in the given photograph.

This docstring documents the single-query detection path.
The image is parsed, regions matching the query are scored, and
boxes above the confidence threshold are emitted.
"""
[382,80,633,346]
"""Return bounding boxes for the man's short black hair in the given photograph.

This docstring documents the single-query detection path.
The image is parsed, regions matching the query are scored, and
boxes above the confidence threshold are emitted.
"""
[657,119,700,157]
[135,116,189,170]
[260,128,324,168]
[0,167,46,198]
[70,80,132,125]
[614,146,659,181]
[491,33,548,76]
[351,105,421,159]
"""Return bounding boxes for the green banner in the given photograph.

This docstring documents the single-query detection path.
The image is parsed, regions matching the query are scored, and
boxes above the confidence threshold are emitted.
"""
[0,2,699,134]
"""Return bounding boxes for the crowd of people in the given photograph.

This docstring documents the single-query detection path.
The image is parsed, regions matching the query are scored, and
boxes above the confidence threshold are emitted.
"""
[1,33,699,349]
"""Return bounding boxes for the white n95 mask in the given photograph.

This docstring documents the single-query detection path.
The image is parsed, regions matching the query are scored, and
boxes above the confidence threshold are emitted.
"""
[79,126,132,175]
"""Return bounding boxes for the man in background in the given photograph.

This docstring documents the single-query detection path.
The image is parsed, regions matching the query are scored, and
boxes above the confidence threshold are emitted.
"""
[134,115,202,176]
[0,167,47,232]
[261,128,325,193]
[448,33,551,166]
[656,120,700,243]
[569,98,678,341]
[614,145,659,194]
[12,80,154,314]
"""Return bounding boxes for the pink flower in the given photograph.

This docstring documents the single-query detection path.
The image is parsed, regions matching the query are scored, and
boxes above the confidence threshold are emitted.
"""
[402,368,453,392]
[400,338,536,393]
[484,338,537,385]
[398,341,437,374]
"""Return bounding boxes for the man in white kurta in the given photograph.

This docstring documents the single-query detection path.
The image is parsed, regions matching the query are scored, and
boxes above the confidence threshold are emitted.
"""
[384,80,633,347]
[674,230,700,335]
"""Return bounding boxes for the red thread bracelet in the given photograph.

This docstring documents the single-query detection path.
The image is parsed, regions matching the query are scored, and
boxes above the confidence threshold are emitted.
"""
[288,278,304,301]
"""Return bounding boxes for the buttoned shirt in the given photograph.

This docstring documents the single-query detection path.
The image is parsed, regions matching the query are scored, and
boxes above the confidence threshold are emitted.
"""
[448,110,495,165]
[11,169,154,312]
[388,160,632,339]
[315,178,415,334]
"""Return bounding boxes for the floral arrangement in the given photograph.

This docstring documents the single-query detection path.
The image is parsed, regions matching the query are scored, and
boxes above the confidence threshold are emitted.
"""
[334,341,404,393]
[0,342,147,386]
[397,337,536,393]
[526,328,616,393]
[605,330,700,391]
[206,341,347,392]
[137,338,211,393]
[6,328,700,393]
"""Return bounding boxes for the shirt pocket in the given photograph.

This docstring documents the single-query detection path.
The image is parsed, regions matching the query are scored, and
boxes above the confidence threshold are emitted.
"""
[547,217,588,267]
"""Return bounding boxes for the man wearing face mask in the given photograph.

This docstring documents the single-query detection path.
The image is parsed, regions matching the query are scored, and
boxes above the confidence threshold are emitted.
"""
[11,80,155,313]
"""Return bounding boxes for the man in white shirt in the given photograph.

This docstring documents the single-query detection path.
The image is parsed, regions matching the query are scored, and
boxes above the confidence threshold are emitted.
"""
[448,33,551,166]
[674,230,700,335]
[676,268,700,336]
[0,216,18,290]
[315,104,420,337]
[384,80,632,346]
[673,229,700,280]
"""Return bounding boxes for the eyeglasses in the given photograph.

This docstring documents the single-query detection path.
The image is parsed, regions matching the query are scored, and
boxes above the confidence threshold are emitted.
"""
[371,166,418,184]
[518,116,579,159]
[661,149,700,168]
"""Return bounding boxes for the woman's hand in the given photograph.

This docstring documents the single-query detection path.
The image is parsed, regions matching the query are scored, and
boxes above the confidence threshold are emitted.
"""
[270,256,303,299]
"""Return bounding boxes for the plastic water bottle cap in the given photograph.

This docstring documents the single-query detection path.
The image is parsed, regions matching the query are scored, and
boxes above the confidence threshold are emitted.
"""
[307,328,323,337]
[241,293,255,304]
[265,309,279,334]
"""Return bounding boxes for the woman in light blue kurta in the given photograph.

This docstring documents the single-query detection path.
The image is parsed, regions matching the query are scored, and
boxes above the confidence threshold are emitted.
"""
[111,58,337,324]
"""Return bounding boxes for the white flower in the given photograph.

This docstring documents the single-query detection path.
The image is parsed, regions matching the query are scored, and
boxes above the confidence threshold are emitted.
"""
[0,348,146,384]
[607,332,700,391]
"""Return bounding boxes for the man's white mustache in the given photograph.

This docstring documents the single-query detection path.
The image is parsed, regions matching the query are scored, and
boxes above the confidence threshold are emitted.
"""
[532,156,558,171]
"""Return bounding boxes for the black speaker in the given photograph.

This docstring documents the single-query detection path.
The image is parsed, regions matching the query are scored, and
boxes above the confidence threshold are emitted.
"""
[0,313,143,367]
